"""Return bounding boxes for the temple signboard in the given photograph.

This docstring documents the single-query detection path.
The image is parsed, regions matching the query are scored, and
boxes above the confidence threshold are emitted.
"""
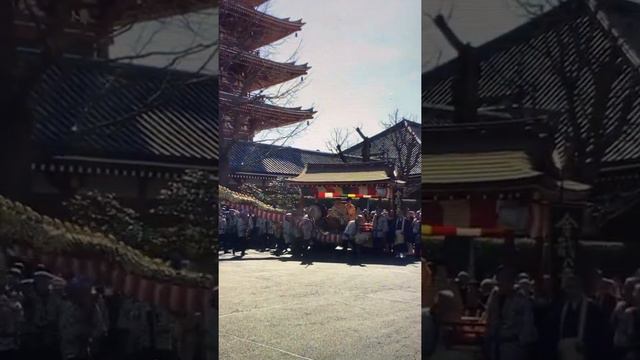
[551,205,582,272]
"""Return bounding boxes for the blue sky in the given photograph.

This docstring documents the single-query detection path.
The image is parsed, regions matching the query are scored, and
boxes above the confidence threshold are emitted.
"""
[255,0,422,151]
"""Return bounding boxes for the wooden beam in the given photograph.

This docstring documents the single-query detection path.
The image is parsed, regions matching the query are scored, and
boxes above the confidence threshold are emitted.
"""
[433,14,466,54]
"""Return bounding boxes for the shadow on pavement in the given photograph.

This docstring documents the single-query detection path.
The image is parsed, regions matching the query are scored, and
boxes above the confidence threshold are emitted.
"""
[220,249,419,267]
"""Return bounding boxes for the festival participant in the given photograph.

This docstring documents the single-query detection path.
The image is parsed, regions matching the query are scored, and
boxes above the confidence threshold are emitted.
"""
[615,277,640,328]
[413,211,421,258]
[256,216,267,252]
[219,211,228,254]
[299,214,314,257]
[58,277,100,360]
[485,266,537,360]
[4,267,22,295]
[386,210,396,255]
[393,212,409,259]
[144,305,178,360]
[424,290,475,360]
[91,286,110,360]
[551,270,608,360]
[23,267,62,360]
[598,278,619,323]
[372,209,388,254]
[342,215,363,259]
[226,210,239,256]
[480,278,497,311]
[345,198,357,222]
[281,213,293,255]
[404,211,416,256]
[204,288,218,360]
[0,278,22,360]
[265,219,275,251]
[453,271,471,312]
[614,283,640,360]
[236,212,250,257]
[518,278,534,299]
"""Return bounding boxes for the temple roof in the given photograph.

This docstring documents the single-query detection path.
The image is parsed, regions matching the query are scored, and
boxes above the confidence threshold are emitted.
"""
[229,141,360,177]
[220,92,315,136]
[221,1,304,51]
[28,51,217,168]
[288,162,393,185]
[423,0,640,166]
[423,151,542,185]
[343,119,421,176]
[221,45,310,92]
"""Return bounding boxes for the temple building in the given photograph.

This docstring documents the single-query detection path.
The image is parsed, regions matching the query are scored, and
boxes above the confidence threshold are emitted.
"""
[11,1,218,215]
[423,0,640,274]
[219,0,315,141]
[422,107,588,237]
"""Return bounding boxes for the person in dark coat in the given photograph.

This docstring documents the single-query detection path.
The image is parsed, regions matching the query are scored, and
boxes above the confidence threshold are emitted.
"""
[614,283,640,360]
[545,270,609,360]
[386,210,396,255]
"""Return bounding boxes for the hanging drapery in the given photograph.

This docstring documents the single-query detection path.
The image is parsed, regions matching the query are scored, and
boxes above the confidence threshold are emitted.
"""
[0,196,213,314]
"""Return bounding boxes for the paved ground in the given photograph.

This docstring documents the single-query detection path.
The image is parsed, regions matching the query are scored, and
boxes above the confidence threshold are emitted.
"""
[219,249,421,360]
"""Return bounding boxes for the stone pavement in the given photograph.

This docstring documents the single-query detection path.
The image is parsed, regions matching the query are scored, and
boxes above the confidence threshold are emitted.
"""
[218,249,421,360]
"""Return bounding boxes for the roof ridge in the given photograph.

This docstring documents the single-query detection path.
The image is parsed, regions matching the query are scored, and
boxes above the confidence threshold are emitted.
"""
[588,0,640,68]
[18,48,217,81]
[345,118,421,151]
[233,140,360,157]
[424,0,640,81]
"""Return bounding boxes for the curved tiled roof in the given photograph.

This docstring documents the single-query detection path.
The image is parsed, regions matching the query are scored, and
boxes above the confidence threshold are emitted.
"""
[229,141,361,177]
[344,120,421,176]
[289,162,392,184]
[221,0,304,51]
[30,52,218,166]
[220,45,310,93]
[423,151,542,184]
[423,0,640,165]
[219,92,315,135]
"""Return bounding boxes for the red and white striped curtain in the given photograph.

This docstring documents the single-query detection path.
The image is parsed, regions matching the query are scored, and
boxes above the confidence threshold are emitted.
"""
[9,245,211,314]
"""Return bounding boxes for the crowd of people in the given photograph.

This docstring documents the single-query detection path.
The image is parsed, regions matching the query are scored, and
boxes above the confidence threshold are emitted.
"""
[0,254,216,360]
[423,264,640,360]
[219,199,422,260]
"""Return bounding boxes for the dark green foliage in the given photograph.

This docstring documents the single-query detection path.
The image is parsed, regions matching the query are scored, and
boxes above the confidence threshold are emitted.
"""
[64,190,143,247]
[238,177,299,211]
[65,170,217,260]
[153,170,218,258]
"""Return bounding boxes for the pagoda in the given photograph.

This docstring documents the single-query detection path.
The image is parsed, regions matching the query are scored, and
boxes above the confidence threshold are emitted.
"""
[219,0,315,140]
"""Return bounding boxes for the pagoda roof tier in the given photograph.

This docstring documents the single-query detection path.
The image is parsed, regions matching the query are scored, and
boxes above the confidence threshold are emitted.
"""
[220,45,310,93]
[221,1,304,51]
[220,92,315,136]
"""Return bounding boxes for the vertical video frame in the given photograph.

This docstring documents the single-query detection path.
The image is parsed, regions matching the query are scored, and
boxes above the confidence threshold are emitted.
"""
[218,0,422,359]
[0,1,218,360]
[422,0,640,359]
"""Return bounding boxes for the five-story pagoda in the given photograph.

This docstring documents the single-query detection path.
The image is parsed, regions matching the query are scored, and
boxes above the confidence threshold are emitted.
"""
[219,0,315,141]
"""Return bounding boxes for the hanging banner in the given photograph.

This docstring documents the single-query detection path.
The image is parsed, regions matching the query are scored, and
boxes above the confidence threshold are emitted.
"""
[551,205,582,272]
